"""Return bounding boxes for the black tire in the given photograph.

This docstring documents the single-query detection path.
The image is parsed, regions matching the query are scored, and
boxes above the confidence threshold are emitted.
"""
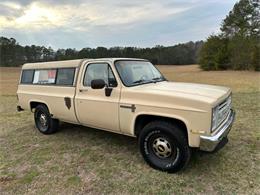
[138,121,191,173]
[34,104,59,134]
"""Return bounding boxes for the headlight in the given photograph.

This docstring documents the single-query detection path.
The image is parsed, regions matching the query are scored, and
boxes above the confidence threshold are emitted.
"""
[211,105,219,132]
[211,95,232,132]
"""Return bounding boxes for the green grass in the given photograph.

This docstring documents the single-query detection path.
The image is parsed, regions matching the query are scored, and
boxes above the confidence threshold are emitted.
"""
[67,176,81,186]
[21,170,39,184]
[0,66,259,194]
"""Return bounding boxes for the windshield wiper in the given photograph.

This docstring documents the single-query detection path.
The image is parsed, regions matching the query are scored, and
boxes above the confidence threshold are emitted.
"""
[132,79,147,84]
[151,77,165,82]
[152,77,162,81]
[132,77,165,85]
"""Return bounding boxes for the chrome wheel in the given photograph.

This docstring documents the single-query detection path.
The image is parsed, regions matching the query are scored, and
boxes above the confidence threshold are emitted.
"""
[152,137,172,158]
[139,122,191,173]
[35,110,49,132]
[34,105,59,134]
[39,113,47,127]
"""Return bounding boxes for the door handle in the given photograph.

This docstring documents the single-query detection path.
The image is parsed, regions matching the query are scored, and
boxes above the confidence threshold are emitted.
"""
[79,89,88,92]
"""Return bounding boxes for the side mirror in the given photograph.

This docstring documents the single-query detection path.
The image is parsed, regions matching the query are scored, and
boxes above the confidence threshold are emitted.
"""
[91,79,106,89]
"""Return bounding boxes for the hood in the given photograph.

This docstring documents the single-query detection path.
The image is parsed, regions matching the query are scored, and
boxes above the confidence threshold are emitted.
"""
[133,81,231,103]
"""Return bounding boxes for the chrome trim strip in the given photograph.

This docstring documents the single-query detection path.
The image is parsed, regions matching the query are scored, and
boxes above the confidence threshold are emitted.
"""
[120,104,136,112]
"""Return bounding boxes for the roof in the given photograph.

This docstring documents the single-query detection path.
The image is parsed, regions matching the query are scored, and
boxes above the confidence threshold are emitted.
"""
[22,58,147,69]
[22,59,86,69]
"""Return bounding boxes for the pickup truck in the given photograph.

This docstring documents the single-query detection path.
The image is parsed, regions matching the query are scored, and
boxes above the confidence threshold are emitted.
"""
[17,58,235,173]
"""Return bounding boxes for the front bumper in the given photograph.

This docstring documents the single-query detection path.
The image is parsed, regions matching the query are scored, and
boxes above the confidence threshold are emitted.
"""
[199,109,235,152]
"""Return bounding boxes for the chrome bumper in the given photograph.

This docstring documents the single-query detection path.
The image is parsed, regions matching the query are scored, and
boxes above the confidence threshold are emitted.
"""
[200,109,235,152]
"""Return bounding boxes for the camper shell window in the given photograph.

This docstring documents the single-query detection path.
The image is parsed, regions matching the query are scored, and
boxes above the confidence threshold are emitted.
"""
[56,68,75,86]
[20,67,76,86]
[21,70,34,84]
[33,69,57,84]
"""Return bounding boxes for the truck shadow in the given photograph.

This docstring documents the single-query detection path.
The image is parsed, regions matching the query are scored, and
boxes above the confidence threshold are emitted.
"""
[59,122,137,145]
[59,122,139,153]
[57,122,227,173]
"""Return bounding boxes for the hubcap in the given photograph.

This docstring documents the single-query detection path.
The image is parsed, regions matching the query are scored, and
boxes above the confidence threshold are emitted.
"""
[152,137,172,158]
[39,113,47,127]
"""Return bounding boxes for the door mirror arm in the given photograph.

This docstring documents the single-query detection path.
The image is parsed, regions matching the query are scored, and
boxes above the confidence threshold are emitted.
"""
[105,84,113,97]
[91,79,113,97]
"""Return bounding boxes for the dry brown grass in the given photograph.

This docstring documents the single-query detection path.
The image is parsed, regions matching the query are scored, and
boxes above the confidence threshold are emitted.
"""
[0,67,21,95]
[0,65,260,194]
[158,65,260,93]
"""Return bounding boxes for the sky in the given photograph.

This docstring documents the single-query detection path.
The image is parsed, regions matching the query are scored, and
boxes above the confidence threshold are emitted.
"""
[0,0,238,49]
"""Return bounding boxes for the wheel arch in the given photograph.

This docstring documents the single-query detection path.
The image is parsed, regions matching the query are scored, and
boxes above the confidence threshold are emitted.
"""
[29,100,50,113]
[134,113,190,140]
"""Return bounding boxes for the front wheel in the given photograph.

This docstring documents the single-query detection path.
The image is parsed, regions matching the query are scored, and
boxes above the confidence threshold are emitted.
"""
[34,105,59,134]
[138,121,191,173]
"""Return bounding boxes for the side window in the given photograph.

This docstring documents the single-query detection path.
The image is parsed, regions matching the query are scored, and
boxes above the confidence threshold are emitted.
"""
[83,63,117,87]
[33,69,56,84]
[21,70,34,84]
[56,68,75,85]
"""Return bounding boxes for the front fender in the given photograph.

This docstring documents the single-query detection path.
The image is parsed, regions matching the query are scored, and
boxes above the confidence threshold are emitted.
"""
[132,111,191,136]
[127,106,206,147]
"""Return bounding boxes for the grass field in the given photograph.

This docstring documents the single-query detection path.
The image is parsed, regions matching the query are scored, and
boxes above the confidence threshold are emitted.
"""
[0,65,259,194]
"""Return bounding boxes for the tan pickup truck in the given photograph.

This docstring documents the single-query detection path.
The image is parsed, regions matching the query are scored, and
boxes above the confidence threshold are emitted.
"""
[17,58,235,173]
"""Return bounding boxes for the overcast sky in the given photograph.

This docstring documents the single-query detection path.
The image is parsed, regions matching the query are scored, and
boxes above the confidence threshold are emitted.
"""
[0,0,237,49]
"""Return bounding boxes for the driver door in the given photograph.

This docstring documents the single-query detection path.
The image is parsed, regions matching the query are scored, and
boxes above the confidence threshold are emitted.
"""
[75,62,120,132]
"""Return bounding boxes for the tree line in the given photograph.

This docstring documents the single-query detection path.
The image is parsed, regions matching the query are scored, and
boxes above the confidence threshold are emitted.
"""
[199,0,260,71]
[0,37,203,67]
[1,0,258,70]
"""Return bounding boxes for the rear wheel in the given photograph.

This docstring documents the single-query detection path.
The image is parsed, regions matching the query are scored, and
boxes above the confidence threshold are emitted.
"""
[138,121,191,173]
[34,105,59,134]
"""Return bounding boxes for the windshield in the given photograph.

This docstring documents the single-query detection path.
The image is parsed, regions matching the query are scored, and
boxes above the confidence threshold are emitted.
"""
[115,60,166,87]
